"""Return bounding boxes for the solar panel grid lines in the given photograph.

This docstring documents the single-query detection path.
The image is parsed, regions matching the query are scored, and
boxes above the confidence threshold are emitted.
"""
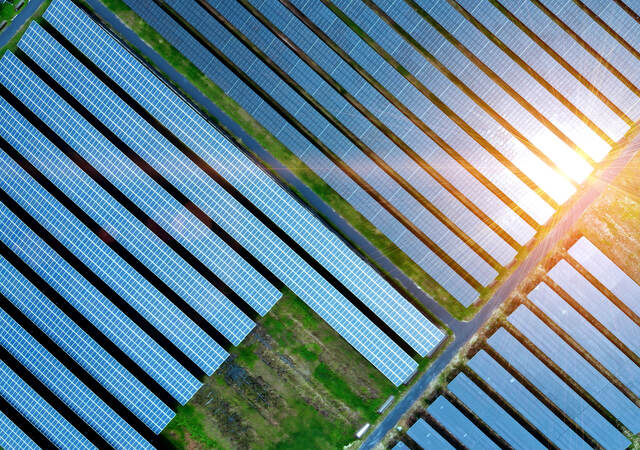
[168,0,499,288]
[0,252,175,434]
[45,0,446,360]
[486,327,630,449]
[18,24,276,318]
[406,418,454,450]
[0,120,230,379]
[363,0,578,207]
[45,0,430,383]
[218,0,518,270]
[547,260,640,357]
[283,0,542,243]
[0,307,152,449]
[116,0,481,306]
[0,53,253,353]
[0,410,39,450]
[447,372,546,449]
[568,236,640,317]
[426,396,499,449]
[527,282,640,399]
[0,361,95,449]
[507,305,640,434]
[467,350,591,449]
[324,0,562,219]
[0,196,202,405]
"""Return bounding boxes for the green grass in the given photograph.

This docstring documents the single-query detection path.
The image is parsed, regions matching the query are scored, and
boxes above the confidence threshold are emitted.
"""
[88,0,476,321]
[163,405,224,450]
[0,0,51,56]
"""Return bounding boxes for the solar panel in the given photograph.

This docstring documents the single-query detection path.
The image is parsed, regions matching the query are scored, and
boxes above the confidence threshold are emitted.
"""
[568,237,640,316]
[528,282,640,398]
[0,360,94,449]
[0,410,39,450]
[0,199,201,404]
[368,0,576,205]
[391,441,410,450]
[19,24,281,317]
[0,52,253,353]
[427,396,498,449]
[508,305,640,433]
[548,260,640,356]
[467,350,589,450]
[0,307,151,448]
[0,253,174,433]
[487,328,629,449]
[494,1,631,140]
[406,418,453,450]
[46,0,443,374]
[0,118,228,379]
[214,0,516,269]
[327,0,555,226]
[116,0,481,306]
[448,373,544,449]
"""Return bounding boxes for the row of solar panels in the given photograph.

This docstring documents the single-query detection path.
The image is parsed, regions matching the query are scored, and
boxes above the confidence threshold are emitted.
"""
[120,0,640,306]
[0,0,445,446]
[394,237,640,450]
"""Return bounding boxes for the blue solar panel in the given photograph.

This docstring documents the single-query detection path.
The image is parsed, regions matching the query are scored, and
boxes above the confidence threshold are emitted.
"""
[548,260,640,356]
[0,197,201,404]
[19,24,281,317]
[45,0,441,382]
[442,0,610,162]
[568,237,640,317]
[0,308,151,448]
[0,361,94,449]
[116,0,480,306]
[0,51,252,354]
[427,396,498,449]
[0,115,228,381]
[495,1,634,137]
[391,441,410,450]
[467,350,589,450]
[487,328,629,449]
[448,373,544,449]
[406,418,453,450]
[537,0,640,114]
[327,0,556,226]
[0,410,39,450]
[528,282,640,398]
[215,0,516,269]
[0,252,174,433]
[508,305,640,433]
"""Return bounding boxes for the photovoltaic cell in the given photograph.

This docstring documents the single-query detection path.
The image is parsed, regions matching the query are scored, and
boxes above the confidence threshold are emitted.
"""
[0,360,94,449]
[487,328,629,449]
[46,0,441,382]
[568,237,640,316]
[406,418,453,450]
[116,0,481,306]
[0,51,252,354]
[548,260,640,356]
[427,396,498,449]
[19,25,281,317]
[0,197,201,405]
[0,410,39,450]
[392,441,410,450]
[448,373,544,449]
[528,282,640,398]
[468,350,589,450]
[0,308,151,448]
[0,112,228,379]
[0,252,174,434]
[508,305,640,433]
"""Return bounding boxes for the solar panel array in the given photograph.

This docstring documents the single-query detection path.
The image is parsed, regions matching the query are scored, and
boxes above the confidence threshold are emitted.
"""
[119,0,640,306]
[0,0,447,445]
[399,236,640,449]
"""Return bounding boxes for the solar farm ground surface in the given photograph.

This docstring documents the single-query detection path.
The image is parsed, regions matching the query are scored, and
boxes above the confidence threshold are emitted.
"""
[161,289,416,449]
